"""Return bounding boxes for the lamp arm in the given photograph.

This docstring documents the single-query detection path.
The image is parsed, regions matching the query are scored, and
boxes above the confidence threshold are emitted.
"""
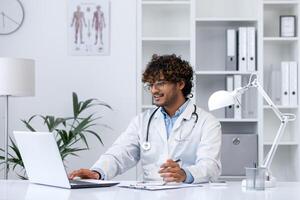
[252,79,295,171]
[253,80,284,121]
[262,117,289,170]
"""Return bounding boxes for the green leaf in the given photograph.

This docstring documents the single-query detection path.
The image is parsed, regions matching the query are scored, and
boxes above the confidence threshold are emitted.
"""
[85,130,103,145]
[73,92,80,118]
[21,115,38,132]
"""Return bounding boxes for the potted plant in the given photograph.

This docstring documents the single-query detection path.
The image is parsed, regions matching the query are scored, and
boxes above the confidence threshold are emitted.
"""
[0,92,111,179]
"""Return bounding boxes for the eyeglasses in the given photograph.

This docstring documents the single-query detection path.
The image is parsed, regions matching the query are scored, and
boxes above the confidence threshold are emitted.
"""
[143,80,168,91]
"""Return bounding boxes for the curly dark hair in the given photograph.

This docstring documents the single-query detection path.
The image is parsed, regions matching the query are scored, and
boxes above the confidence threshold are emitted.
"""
[142,54,194,98]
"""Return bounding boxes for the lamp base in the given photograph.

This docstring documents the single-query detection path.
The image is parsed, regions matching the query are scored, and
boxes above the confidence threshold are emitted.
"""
[241,176,277,188]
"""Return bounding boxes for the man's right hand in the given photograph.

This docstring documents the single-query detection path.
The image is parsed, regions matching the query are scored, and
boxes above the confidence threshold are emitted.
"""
[68,168,100,180]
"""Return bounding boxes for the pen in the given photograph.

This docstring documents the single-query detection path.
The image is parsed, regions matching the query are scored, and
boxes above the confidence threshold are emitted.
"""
[162,159,181,185]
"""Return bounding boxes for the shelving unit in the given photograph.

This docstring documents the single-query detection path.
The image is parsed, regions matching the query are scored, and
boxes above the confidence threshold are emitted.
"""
[137,0,300,181]
[262,0,300,181]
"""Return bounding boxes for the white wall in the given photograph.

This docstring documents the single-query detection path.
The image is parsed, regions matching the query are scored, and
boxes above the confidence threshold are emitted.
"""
[0,0,137,180]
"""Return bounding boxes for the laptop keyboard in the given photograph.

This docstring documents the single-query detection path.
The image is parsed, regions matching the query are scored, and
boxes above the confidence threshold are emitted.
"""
[70,180,95,185]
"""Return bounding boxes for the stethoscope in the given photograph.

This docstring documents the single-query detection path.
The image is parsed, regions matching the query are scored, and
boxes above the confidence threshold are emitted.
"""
[142,104,199,151]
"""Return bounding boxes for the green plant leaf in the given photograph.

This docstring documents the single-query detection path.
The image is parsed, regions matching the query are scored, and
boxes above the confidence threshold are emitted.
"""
[85,130,103,145]
[21,115,38,132]
[73,92,80,118]
[8,92,111,179]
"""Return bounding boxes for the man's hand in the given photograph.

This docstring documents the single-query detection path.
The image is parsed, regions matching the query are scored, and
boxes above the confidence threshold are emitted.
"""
[158,159,186,183]
[68,168,100,180]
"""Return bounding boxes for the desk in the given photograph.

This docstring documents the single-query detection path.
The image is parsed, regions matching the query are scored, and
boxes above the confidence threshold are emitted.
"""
[1,180,300,200]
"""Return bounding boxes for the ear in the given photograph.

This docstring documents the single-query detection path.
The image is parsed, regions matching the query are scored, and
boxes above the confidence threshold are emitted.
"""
[177,80,185,90]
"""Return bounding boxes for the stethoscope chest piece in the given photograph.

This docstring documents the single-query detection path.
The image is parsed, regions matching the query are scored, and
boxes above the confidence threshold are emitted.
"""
[142,142,151,151]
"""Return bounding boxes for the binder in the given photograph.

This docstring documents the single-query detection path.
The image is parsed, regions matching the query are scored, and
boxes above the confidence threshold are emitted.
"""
[238,27,247,72]
[225,76,234,118]
[247,27,256,72]
[281,62,290,105]
[289,62,298,105]
[242,76,256,118]
[226,29,237,71]
[234,75,242,119]
[270,66,282,105]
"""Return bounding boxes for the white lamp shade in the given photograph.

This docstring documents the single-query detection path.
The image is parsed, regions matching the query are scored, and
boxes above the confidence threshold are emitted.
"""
[0,58,35,96]
[208,90,236,111]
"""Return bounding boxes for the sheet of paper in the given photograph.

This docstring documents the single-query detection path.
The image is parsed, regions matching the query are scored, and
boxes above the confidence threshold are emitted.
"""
[118,181,202,191]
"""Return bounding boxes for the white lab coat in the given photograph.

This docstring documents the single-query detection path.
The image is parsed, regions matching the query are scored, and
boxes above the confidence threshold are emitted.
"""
[91,101,222,183]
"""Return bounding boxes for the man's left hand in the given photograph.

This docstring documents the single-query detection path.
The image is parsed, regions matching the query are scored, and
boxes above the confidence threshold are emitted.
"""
[158,159,186,183]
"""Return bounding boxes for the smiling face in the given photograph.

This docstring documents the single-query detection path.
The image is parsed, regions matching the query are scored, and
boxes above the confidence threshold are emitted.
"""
[150,77,185,108]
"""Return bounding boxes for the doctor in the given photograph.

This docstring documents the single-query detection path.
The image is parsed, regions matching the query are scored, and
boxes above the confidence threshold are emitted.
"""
[69,54,222,183]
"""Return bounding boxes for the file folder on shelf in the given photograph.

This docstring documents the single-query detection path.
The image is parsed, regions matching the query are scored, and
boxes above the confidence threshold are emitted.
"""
[238,27,247,72]
[289,62,298,106]
[225,76,234,118]
[281,62,290,106]
[226,29,237,71]
[234,75,242,119]
[247,27,256,72]
[270,66,282,105]
[242,76,257,118]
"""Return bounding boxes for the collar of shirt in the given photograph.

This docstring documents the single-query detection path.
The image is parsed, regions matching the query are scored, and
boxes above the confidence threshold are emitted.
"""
[160,99,190,138]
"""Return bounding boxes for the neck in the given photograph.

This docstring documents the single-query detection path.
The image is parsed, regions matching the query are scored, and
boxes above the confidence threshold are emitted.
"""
[163,95,187,117]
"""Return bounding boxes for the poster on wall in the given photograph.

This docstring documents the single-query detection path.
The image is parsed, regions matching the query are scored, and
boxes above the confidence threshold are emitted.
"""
[68,0,110,56]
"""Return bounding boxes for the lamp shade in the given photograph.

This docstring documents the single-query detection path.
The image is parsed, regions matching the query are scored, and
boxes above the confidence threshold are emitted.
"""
[208,90,236,111]
[0,58,35,96]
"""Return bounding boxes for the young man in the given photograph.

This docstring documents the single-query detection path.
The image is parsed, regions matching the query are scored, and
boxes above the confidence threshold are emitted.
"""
[69,54,221,183]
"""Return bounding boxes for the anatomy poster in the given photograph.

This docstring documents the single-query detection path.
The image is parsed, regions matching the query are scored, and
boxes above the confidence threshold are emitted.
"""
[68,0,110,55]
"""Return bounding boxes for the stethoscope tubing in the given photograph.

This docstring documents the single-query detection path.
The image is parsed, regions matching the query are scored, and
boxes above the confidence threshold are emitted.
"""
[143,104,198,151]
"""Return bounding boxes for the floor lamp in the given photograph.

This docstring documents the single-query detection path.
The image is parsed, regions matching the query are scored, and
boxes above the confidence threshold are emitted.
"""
[0,58,35,179]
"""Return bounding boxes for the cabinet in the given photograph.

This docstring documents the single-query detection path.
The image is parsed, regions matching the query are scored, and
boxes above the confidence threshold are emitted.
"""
[137,0,300,181]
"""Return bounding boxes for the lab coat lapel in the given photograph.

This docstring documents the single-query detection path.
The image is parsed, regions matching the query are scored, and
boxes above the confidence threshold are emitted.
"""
[168,102,195,157]
[153,111,168,144]
[170,101,194,135]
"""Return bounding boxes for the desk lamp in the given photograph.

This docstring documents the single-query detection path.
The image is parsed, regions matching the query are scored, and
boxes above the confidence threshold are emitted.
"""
[208,74,296,188]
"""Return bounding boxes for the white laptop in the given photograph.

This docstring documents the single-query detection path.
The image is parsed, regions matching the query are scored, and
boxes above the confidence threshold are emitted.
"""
[14,131,119,189]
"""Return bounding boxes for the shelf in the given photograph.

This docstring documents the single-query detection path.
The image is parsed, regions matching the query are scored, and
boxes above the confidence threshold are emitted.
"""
[264,141,298,146]
[195,71,257,75]
[142,1,190,5]
[219,118,258,122]
[196,18,258,22]
[264,37,298,42]
[263,1,299,5]
[142,37,190,42]
[264,105,299,109]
